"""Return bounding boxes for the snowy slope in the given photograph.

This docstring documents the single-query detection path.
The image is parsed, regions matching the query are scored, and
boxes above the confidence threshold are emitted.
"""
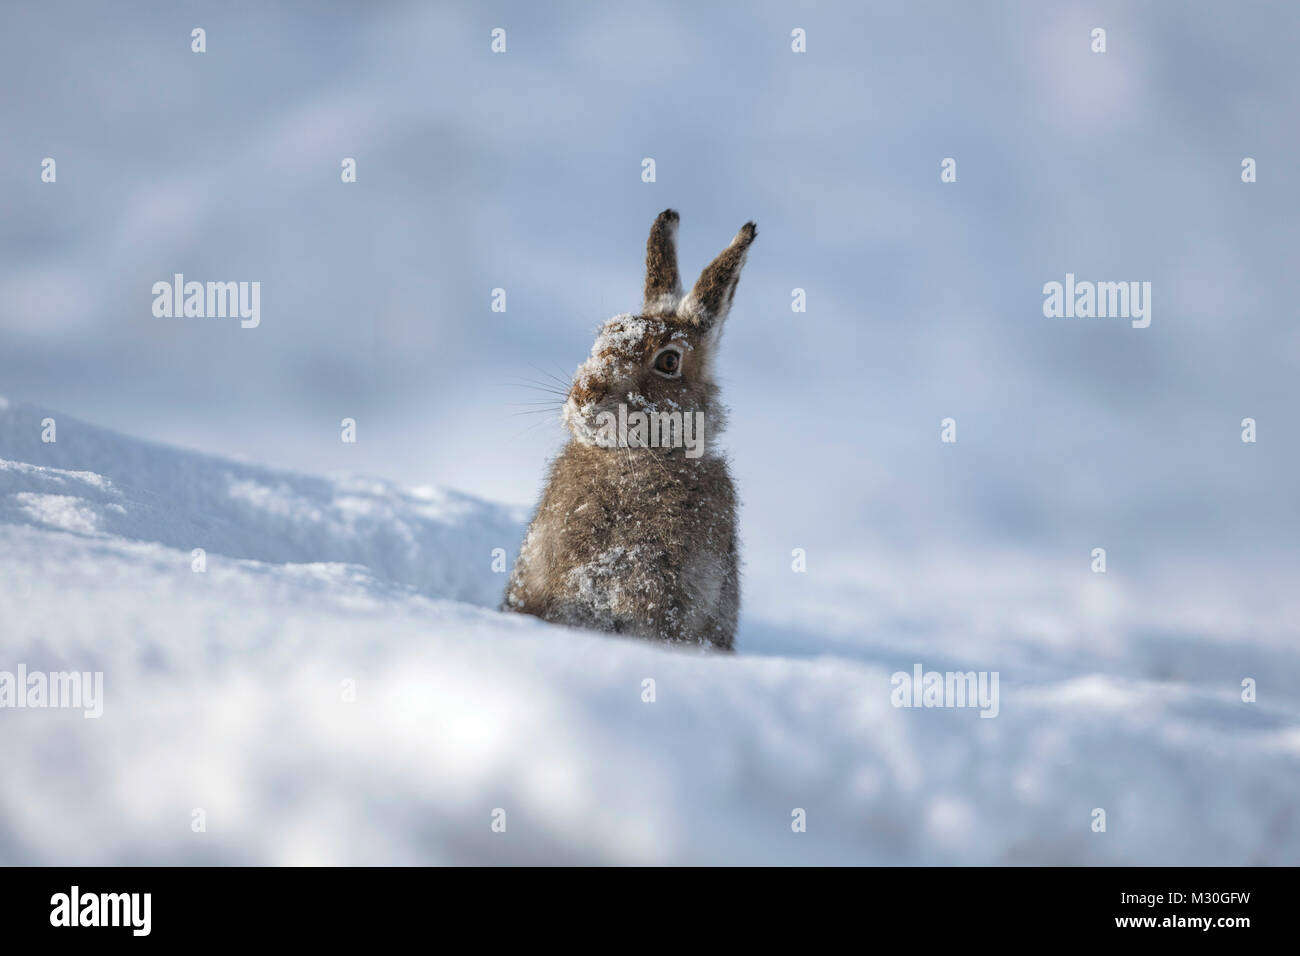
[0,397,524,607]
[2,397,1298,865]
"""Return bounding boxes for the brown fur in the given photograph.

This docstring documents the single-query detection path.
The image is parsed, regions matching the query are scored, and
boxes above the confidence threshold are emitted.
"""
[506,443,739,647]
[504,210,756,650]
[681,221,756,329]
[643,209,682,308]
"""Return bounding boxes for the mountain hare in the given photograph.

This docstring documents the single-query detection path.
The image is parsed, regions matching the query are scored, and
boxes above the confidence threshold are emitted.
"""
[504,210,756,650]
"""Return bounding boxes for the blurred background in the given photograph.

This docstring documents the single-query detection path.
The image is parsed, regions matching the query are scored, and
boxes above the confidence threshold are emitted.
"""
[3,0,1298,658]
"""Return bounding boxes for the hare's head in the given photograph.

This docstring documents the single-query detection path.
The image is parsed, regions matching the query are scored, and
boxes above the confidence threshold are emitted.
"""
[563,210,756,451]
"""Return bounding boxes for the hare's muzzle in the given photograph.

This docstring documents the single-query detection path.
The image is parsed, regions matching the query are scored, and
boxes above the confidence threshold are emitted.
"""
[569,379,606,407]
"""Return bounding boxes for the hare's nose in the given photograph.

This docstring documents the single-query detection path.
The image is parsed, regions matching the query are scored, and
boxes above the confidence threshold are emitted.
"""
[571,381,606,406]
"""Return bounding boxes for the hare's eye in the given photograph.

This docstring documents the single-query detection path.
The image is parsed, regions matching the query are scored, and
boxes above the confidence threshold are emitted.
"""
[652,347,682,377]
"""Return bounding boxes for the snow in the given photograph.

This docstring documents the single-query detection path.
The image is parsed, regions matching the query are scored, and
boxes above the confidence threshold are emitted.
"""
[2,396,1298,865]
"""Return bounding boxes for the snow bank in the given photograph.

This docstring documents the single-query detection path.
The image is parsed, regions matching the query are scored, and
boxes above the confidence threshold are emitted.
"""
[0,399,524,606]
[1,398,1297,864]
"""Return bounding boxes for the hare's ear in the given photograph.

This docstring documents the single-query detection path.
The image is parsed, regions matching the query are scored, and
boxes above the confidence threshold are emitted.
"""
[678,222,757,331]
[643,209,683,313]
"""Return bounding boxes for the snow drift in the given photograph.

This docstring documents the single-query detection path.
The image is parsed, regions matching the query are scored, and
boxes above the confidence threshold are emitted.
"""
[1,397,1297,865]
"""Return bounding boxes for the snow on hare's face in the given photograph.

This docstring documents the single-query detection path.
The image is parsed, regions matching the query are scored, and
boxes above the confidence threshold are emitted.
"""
[563,313,712,444]
[562,211,756,451]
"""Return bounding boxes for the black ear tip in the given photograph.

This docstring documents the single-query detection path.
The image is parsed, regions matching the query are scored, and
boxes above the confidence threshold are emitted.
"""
[740,221,758,241]
[658,208,680,223]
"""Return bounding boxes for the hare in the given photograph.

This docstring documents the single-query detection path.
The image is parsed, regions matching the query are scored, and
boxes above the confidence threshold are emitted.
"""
[504,210,756,650]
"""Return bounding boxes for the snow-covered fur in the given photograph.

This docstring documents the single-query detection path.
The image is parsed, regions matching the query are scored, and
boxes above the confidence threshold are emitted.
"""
[504,210,756,650]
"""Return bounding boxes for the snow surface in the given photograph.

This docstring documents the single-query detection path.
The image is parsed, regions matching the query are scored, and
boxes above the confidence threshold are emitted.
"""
[1,397,1298,865]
